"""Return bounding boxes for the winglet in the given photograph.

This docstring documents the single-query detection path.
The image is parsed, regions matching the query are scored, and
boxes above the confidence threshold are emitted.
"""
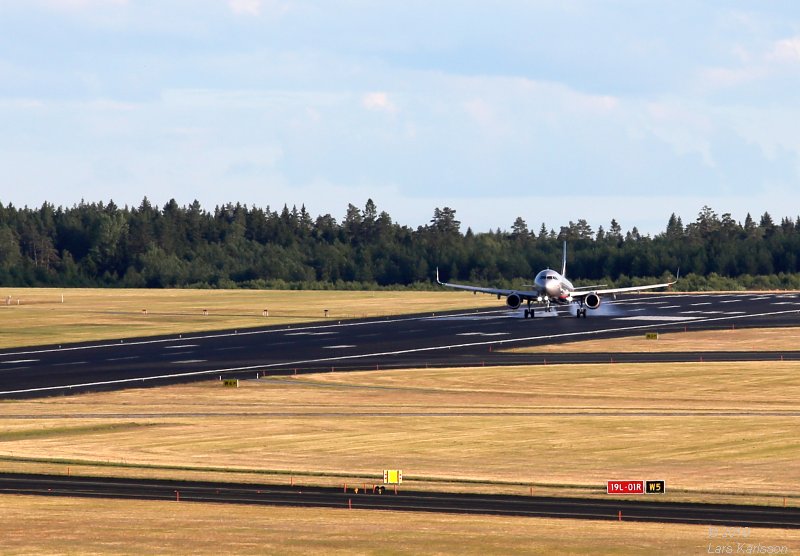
[561,241,567,277]
[435,267,442,285]
[668,267,680,290]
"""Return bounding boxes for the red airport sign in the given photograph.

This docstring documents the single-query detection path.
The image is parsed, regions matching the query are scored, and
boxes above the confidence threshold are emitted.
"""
[607,480,666,494]
[607,480,644,494]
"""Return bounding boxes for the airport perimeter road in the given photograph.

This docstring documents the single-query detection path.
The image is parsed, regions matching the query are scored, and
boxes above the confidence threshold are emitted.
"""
[1,473,798,529]
[1,293,800,397]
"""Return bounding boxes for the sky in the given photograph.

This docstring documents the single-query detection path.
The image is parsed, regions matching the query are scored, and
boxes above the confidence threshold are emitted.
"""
[1,1,800,235]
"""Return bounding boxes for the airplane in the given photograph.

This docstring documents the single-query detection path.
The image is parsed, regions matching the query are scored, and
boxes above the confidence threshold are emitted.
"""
[436,242,678,318]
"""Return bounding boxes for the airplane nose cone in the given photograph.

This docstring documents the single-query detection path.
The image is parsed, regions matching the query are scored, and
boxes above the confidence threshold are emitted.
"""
[545,280,561,298]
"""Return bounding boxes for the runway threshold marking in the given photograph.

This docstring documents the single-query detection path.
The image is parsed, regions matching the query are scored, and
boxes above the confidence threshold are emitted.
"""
[4,306,799,397]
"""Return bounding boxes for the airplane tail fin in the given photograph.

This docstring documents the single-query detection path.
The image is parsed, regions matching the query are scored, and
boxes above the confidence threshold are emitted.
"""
[561,241,567,277]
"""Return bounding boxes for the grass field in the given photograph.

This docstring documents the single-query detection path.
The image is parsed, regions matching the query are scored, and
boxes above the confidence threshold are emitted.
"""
[0,287,499,348]
[506,326,800,354]
[2,288,798,552]
[1,495,797,556]
[1,362,798,505]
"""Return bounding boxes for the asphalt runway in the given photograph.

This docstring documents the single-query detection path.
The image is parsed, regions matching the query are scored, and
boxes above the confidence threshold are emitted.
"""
[2,293,800,529]
[1,292,800,398]
[2,473,798,529]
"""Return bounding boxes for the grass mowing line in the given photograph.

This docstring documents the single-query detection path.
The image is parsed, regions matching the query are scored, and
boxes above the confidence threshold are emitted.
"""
[3,363,799,505]
[0,422,164,442]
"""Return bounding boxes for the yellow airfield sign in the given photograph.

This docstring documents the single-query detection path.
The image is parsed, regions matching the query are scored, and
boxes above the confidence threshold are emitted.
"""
[383,470,402,484]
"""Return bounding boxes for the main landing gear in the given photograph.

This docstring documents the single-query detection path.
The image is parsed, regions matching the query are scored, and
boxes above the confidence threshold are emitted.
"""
[576,306,587,318]
[523,300,552,319]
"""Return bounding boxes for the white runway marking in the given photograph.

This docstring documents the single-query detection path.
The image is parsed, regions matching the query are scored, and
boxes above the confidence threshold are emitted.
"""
[614,316,704,322]
[106,356,140,362]
[285,332,338,336]
[5,304,800,396]
[1,359,39,364]
[690,302,712,306]
[164,344,199,349]
[323,345,356,349]
[657,305,681,309]
[171,359,207,364]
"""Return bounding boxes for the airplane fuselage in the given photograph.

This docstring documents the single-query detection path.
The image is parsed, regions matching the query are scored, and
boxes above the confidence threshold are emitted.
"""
[533,269,574,303]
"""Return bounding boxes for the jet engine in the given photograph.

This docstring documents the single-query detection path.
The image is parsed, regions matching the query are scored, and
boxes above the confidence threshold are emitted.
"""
[584,292,601,310]
[506,293,522,309]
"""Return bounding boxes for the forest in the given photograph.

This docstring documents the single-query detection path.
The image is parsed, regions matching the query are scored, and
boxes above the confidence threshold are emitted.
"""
[1,199,799,291]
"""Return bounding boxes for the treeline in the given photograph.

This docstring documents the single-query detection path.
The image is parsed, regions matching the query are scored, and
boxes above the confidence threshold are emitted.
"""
[1,199,800,291]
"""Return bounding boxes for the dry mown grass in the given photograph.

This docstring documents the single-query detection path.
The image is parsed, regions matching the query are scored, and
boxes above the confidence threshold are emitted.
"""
[0,287,499,348]
[2,362,798,504]
[507,326,800,353]
[1,494,798,556]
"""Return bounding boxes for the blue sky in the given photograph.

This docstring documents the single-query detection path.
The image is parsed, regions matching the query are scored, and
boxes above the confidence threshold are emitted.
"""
[1,1,800,234]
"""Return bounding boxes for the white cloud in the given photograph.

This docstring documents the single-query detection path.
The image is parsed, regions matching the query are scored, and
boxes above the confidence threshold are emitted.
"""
[362,92,397,113]
[769,37,800,63]
[228,0,261,16]
[38,0,127,10]
[643,100,715,167]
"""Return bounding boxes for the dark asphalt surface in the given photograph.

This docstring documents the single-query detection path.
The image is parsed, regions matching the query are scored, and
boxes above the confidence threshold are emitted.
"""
[2,473,798,529]
[2,293,799,528]
[1,292,799,398]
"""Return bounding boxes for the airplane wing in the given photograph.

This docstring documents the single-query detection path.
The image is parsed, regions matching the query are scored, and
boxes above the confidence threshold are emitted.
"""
[569,277,678,299]
[436,268,539,300]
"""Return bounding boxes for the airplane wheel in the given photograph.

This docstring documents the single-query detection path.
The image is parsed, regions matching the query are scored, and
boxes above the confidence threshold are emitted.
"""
[524,309,529,319]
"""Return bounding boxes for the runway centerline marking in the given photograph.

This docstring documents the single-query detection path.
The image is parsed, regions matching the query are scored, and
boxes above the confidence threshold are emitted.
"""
[1,359,39,364]
[5,305,799,397]
[0,309,509,359]
[0,303,798,395]
[164,344,199,349]
[322,345,356,349]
